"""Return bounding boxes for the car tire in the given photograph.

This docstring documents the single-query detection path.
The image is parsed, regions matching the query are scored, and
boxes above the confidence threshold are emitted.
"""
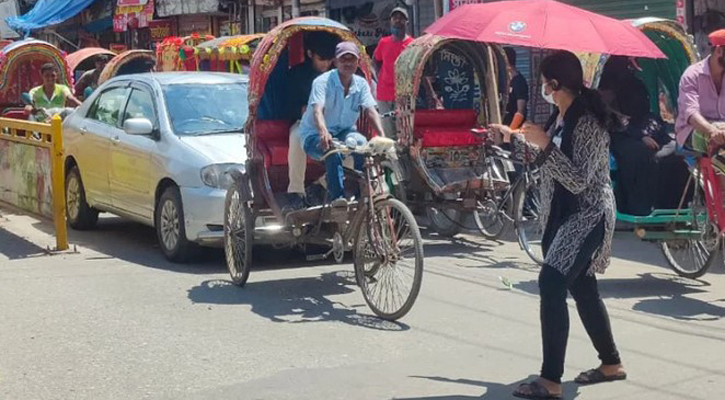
[156,186,196,262]
[65,165,99,230]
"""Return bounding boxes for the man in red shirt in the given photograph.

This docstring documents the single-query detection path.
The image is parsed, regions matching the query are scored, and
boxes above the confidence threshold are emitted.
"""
[373,6,413,137]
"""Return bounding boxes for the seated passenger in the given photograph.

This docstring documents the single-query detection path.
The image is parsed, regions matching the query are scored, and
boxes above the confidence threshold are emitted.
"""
[299,42,385,206]
[285,33,337,211]
[610,76,687,215]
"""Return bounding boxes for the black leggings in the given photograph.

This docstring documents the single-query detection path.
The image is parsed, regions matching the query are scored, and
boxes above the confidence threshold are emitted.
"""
[539,218,621,383]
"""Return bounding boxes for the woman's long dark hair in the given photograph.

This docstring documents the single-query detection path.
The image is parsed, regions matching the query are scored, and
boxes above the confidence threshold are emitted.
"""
[540,50,619,130]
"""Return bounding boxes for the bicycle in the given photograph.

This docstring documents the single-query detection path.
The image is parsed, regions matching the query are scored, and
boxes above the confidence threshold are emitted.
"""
[225,136,425,320]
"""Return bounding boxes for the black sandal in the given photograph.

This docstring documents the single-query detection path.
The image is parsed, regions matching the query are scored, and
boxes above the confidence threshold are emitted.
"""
[574,368,627,385]
[513,380,562,399]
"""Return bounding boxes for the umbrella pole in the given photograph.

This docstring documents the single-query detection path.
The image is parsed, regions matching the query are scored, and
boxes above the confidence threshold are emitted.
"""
[485,46,502,124]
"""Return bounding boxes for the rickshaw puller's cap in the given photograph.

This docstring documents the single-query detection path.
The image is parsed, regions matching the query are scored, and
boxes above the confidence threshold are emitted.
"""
[335,42,360,59]
[709,29,725,47]
[390,6,409,20]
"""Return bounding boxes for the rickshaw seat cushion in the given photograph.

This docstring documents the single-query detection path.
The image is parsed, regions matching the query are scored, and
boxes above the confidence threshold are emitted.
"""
[419,128,483,148]
[414,109,477,129]
[255,119,293,142]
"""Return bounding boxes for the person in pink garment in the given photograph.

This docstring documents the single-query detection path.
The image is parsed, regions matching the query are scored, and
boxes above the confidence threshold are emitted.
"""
[373,6,413,137]
[676,29,725,151]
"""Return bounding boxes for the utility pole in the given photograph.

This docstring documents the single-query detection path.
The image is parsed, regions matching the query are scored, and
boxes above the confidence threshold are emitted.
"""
[292,0,301,18]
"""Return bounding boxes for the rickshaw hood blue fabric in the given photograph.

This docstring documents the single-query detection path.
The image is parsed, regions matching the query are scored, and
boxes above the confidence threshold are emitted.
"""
[6,0,96,36]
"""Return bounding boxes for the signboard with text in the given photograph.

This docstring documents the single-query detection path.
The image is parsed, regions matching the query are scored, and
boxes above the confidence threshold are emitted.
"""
[149,19,173,41]
[114,0,154,32]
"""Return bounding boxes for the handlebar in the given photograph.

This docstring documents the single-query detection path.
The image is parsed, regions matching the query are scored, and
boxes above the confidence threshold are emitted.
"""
[320,136,397,161]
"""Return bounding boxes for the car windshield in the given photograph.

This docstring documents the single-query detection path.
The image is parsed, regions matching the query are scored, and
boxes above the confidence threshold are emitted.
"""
[163,82,248,136]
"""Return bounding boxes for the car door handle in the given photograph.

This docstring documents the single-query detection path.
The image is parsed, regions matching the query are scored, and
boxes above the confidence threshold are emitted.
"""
[111,136,121,145]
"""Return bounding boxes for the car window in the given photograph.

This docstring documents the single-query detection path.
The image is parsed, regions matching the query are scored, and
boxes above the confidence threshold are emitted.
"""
[88,87,130,127]
[123,88,157,126]
[162,82,248,136]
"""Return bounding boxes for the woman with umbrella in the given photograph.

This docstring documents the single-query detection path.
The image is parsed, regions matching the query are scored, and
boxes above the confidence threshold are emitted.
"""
[490,50,626,399]
[425,1,667,398]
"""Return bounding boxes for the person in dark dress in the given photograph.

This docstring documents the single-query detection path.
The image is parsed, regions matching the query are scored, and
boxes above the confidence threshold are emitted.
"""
[503,47,529,128]
[490,51,626,399]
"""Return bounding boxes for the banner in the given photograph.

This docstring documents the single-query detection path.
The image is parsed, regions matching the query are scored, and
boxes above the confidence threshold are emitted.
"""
[149,19,173,41]
[114,0,154,32]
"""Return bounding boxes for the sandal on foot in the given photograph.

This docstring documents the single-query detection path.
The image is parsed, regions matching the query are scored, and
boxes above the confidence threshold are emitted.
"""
[513,381,562,399]
[574,369,627,385]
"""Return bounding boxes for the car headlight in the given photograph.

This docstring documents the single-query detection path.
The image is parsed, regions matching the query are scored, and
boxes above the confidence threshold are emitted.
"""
[200,163,245,190]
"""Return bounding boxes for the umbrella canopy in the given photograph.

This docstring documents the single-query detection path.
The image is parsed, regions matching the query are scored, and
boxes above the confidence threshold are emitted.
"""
[425,0,665,59]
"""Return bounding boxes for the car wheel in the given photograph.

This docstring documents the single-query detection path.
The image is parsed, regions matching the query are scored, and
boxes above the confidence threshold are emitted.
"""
[156,186,196,262]
[65,165,98,230]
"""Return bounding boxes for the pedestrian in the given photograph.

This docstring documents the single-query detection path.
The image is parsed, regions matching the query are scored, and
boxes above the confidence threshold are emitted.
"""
[503,47,529,129]
[299,42,386,206]
[373,5,413,137]
[74,54,109,99]
[489,50,626,400]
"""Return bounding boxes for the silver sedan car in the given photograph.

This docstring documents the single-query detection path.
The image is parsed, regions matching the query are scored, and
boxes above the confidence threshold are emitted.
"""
[63,72,248,262]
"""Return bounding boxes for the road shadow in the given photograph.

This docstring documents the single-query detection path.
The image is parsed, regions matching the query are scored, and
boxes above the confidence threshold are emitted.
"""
[393,375,580,399]
[0,225,46,259]
[30,215,336,275]
[634,295,725,321]
[186,271,410,331]
[514,272,725,321]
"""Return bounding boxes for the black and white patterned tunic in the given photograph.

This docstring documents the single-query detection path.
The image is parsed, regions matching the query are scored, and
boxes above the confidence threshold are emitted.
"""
[512,104,615,276]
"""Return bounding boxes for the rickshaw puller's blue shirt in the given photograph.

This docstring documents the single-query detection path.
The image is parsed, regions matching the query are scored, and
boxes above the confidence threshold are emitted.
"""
[299,69,377,142]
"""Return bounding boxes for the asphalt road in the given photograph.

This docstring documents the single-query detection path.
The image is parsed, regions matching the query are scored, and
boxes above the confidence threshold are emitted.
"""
[1,208,725,400]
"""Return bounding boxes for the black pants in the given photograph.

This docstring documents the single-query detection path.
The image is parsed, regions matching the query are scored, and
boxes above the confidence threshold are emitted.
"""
[539,218,621,383]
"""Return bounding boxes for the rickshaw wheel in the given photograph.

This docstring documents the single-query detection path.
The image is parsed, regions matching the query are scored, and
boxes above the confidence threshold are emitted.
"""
[660,223,720,279]
[426,207,465,237]
[472,198,508,240]
[224,180,254,287]
[355,198,424,321]
[513,181,544,265]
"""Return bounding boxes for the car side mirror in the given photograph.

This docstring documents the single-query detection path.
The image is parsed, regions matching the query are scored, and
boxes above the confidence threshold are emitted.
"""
[123,118,154,136]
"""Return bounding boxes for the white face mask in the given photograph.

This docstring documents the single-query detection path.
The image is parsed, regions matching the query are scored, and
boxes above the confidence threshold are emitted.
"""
[541,83,556,105]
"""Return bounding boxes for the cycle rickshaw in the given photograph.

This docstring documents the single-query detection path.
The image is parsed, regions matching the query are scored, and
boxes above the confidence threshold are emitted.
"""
[392,34,528,240]
[0,39,71,119]
[580,18,717,278]
[97,49,156,86]
[223,17,424,321]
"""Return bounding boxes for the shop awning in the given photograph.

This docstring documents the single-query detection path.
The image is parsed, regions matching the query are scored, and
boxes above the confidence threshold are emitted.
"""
[6,0,97,36]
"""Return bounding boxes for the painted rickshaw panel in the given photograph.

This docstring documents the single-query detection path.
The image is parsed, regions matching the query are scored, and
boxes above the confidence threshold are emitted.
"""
[246,17,374,220]
[156,34,216,72]
[393,34,510,195]
[67,47,116,73]
[0,39,71,108]
[98,50,156,85]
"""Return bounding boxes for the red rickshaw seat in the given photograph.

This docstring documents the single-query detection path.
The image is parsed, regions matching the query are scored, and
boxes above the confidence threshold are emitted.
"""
[413,109,481,148]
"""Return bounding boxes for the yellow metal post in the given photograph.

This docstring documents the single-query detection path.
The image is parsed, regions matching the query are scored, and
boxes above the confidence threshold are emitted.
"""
[50,115,68,251]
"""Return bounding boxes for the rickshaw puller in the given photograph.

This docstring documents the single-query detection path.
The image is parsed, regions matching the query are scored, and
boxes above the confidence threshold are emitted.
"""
[299,42,385,206]
[676,29,725,153]
[25,63,82,121]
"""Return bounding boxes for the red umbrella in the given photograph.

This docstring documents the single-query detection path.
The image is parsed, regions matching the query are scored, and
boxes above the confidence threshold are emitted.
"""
[425,0,665,58]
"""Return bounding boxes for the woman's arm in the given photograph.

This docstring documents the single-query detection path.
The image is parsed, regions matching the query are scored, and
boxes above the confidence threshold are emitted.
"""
[540,117,605,194]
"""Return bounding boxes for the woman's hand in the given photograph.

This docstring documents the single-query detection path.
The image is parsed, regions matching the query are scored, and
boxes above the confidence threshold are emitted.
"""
[521,122,551,149]
[488,124,513,144]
